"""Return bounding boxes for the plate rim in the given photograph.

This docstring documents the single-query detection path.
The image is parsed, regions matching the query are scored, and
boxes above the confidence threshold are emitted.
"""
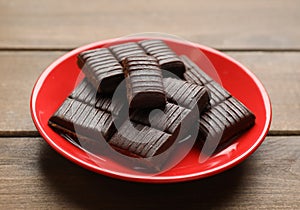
[30,37,272,183]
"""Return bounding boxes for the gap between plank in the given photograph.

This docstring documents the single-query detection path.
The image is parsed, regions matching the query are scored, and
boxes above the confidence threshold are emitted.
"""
[268,130,300,136]
[0,131,40,138]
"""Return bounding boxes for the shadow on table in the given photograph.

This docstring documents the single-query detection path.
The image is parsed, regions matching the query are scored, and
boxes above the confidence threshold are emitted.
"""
[39,142,252,209]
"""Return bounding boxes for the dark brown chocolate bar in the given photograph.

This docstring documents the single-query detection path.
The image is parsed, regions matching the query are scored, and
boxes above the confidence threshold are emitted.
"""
[205,81,231,107]
[109,120,173,158]
[181,55,231,107]
[69,78,124,116]
[198,97,255,146]
[109,42,146,63]
[77,48,124,94]
[139,40,185,78]
[181,55,212,85]
[180,55,255,148]
[48,98,116,141]
[163,77,210,112]
[129,102,192,134]
[77,48,112,68]
[123,55,166,109]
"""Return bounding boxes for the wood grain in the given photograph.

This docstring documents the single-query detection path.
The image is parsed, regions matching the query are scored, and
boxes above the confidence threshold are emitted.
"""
[0,51,65,134]
[0,0,300,50]
[0,51,299,133]
[0,136,299,209]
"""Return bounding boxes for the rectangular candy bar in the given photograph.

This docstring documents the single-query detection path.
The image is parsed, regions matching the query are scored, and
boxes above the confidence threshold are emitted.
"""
[69,78,124,116]
[109,42,146,63]
[163,77,210,112]
[109,120,173,158]
[180,55,255,147]
[181,55,231,107]
[139,40,186,78]
[69,78,100,108]
[77,48,113,69]
[181,55,212,85]
[198,97,255,146]
[122,55,166,109]
[205,81,231,107]
[77,48,124,94]
[129,102,192,134]
[48,98,116,142]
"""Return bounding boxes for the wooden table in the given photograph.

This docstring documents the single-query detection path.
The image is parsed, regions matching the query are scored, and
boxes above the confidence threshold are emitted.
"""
[0,0,299,209]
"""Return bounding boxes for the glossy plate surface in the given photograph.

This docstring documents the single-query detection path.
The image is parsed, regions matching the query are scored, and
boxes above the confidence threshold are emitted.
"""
[30,37,272,183]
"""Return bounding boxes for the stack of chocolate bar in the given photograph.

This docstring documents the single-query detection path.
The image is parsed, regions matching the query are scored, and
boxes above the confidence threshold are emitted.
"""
[48,40,255,161]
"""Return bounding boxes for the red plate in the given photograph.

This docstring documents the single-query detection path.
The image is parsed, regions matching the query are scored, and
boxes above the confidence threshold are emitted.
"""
[30,37,272,183]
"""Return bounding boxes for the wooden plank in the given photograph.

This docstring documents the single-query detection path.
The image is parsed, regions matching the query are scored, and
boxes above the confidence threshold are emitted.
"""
[0,51,299,133]
[0,51,65,134]
[0,0,300,50]
[0,136,299,209]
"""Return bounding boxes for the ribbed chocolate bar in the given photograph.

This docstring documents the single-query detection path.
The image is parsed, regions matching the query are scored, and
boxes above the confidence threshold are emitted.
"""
[77,48,113,68]
[198,97,255,145]
[109,42,146,63]
[205,81,231,107]
[123,55,166,109]
[163,77,210,112]
[130,102,192,134]
[48,98,116,141]
[109,120,173,158]
[181,55,231,107]
[69,78,124,116]
[139,40,185,78]
[69,78,97,107]
[181,55,255,147]
[181,55,212,85]
[77,48,124,94]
